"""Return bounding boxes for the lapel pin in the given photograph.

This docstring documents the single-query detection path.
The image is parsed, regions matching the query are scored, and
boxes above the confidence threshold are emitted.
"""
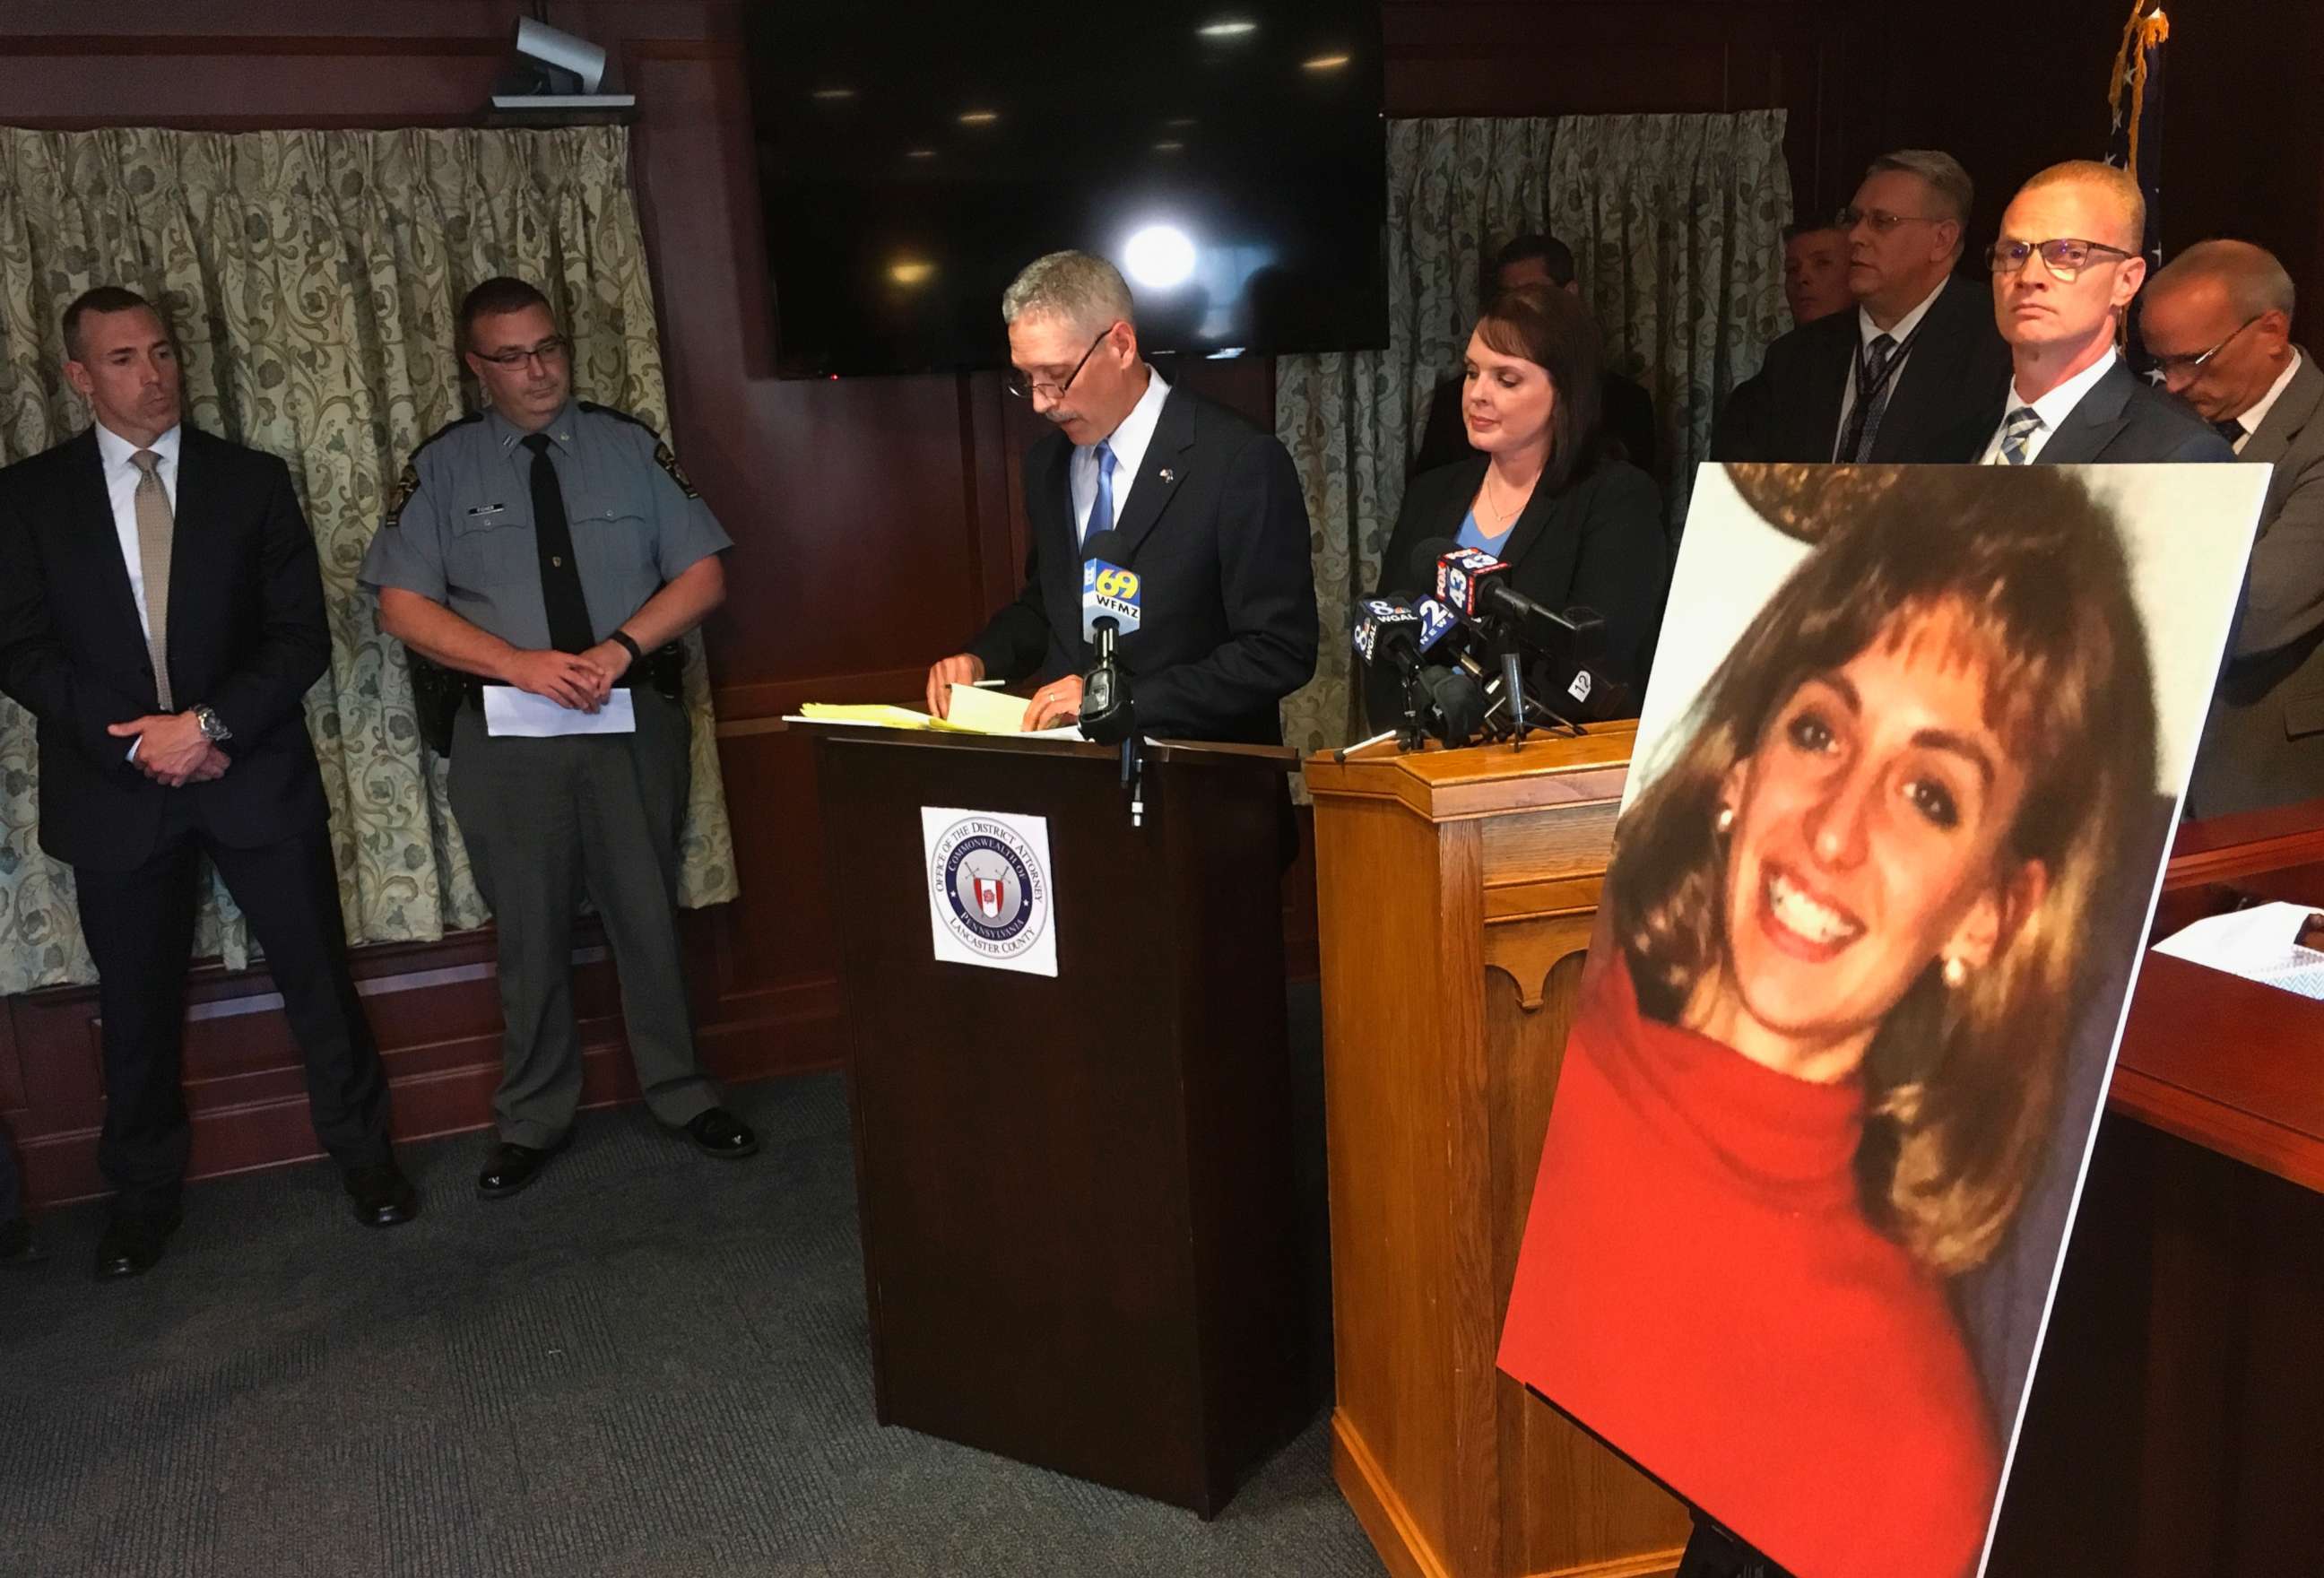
[1158,467,1175,484]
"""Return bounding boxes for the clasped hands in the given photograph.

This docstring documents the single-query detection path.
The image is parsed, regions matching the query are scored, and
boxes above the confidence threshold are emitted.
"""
[504,640,634,711]
[108,711,227,787]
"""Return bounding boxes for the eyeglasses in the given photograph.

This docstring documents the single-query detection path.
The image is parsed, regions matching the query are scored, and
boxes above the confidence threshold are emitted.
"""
[1985,238,2136,282]
[2146,314,2264,379]
[1836,206,1946,235]
[1005,328,1110,401]
[473,336,571,368]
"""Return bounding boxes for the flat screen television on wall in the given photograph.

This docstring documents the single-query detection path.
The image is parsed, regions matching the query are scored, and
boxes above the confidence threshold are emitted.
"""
[741,4,1387,378]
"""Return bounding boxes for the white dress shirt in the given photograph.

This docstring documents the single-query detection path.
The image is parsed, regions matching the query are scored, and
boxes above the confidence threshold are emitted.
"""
[1979,351,2118,464]
[93,419,182,640]
[1833,280,1947,458]
[1071,368,1171,544]
[2229,349,2303,453]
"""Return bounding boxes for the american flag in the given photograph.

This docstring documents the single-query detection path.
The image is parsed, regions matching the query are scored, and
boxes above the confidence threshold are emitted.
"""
[2103,0,2170,273]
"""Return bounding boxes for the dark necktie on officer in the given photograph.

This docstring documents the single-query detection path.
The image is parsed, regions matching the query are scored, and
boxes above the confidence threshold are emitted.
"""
[522,433,595,652]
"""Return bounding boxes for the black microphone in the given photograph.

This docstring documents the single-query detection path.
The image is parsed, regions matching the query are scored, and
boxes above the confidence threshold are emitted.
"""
[1417,663,1487,747]
[1352,596,1426,681]
[1078,531,1140,746]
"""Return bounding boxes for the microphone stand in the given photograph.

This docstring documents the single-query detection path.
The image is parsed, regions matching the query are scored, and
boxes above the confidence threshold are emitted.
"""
[1082,618,1143,826]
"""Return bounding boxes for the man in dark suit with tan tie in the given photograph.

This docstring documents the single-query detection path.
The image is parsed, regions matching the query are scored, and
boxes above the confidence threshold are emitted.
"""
[1978,161,2232,466]
[924,250,1317,743]
[1712,150,2011,464]
[0,286,412,1278]
[2143,240,2324,815]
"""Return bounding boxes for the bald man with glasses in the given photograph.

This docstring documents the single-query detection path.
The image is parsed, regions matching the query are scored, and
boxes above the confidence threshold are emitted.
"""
[1713,149,2010,465]
[1978,161,2231,466]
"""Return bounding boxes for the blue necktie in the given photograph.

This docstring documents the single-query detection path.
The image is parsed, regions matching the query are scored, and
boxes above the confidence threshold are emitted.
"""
[1999,407,2042,465]
[1085,441,1116,546]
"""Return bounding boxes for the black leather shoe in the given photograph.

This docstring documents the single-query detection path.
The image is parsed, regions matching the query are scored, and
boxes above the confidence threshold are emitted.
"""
[0,1218,42,1264]
[344,1159,419,1228]
[94,1209,180,1280]
[681,1106,759,1159]
[476,1138,565,1200]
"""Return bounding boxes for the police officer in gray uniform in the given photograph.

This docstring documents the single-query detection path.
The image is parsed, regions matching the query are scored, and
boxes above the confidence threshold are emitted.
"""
[359,276,757,1197]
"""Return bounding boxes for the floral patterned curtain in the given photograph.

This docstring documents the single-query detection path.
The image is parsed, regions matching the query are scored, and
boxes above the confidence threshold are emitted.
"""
[0,126,738,996]
[1275,111,1791,757]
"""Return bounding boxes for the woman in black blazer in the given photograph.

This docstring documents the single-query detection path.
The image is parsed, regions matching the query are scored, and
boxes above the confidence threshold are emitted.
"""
[1369,284,1669,730]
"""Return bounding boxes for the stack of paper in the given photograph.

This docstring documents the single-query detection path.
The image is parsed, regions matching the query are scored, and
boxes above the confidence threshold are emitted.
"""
[2154,901,2324,1001]
[788,689,1082,741]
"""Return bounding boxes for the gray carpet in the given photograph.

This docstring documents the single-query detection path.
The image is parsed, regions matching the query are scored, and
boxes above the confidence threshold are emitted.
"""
[0,1034,1379,1576]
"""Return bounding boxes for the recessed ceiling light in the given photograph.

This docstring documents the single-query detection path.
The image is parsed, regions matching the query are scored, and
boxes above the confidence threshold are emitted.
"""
[905,148,937,160]
[958,110,1000,126]
[1302,53,1352,72]
[811,87,856,100]
[1153,141,1185,153]
[1198,20,1258,39]
[889,260,935,286]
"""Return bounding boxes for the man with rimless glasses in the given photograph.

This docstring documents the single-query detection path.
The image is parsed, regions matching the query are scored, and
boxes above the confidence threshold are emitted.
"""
[924,250,1315,743]
[1712,150,2010,465]
[1980,160,2232,466]
[2146,239,2324,816]
[360,277,759,1201]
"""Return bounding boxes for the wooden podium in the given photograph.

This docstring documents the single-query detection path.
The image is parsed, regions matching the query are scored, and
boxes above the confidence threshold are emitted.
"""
[1305,725,1692,1578]
[805,724,1308,1517]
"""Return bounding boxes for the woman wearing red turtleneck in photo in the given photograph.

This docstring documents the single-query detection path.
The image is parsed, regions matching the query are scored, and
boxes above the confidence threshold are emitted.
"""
[1498,465,2161,1578]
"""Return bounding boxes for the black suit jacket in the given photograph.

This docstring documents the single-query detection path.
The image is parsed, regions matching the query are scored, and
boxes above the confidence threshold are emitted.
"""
[1412,368,1659,478]
[965,384,1318,745]
[1711,273,2011,464]
[2029,360,2237,464]
[1366,455,1669,730]
[0,425,330,871]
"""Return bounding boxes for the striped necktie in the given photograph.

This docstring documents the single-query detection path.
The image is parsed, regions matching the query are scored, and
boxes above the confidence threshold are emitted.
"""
[1999,407,2043,465]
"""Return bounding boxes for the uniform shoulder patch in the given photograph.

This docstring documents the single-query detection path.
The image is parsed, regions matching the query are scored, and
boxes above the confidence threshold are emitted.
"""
[652,439,701,499]
[384,462,420,529]
[386,412,483,527]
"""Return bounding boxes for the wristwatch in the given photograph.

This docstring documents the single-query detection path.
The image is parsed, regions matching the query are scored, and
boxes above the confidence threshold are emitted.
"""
[609,629,645,665]
[192,704,233,744]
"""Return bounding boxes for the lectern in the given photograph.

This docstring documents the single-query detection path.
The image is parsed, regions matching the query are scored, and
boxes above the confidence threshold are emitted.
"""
[805,724,1307,1517]
[1305,726,1693,1578]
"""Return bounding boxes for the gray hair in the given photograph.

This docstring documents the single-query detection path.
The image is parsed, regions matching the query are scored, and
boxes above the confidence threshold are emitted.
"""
[1000,250,1136,334]
[1866,149,1974,232]
[2151,238,2297,323]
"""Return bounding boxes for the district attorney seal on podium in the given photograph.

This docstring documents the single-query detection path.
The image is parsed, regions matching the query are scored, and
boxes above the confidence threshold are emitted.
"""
[922,807,1058,977]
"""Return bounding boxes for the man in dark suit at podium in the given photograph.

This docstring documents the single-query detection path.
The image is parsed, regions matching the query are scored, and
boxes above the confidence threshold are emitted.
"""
[924,250,1317,744]
[1712,150,2010,464]
[0,287,412,1278]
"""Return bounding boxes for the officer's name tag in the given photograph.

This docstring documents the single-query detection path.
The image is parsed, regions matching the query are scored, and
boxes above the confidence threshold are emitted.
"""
[481,686,637,738]
[466,503,507,519]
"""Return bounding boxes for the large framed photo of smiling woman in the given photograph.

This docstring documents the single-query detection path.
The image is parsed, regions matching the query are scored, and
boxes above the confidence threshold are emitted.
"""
[1496,462,2268,1578]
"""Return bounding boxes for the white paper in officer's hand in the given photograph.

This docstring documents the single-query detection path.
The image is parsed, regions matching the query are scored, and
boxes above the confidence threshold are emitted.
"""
[481,686,637,737]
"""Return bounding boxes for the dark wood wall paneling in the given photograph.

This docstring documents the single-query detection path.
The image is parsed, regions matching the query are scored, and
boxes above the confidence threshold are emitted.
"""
[4,1,2312,1204]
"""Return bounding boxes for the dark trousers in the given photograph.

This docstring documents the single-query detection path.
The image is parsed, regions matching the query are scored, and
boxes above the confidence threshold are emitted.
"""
[0,1124,22,1224]
[71,804,393,1218]
[448,686,715,1148]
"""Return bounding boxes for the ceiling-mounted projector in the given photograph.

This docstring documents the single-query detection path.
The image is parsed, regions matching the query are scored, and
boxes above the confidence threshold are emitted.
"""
[490,18,636,114]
